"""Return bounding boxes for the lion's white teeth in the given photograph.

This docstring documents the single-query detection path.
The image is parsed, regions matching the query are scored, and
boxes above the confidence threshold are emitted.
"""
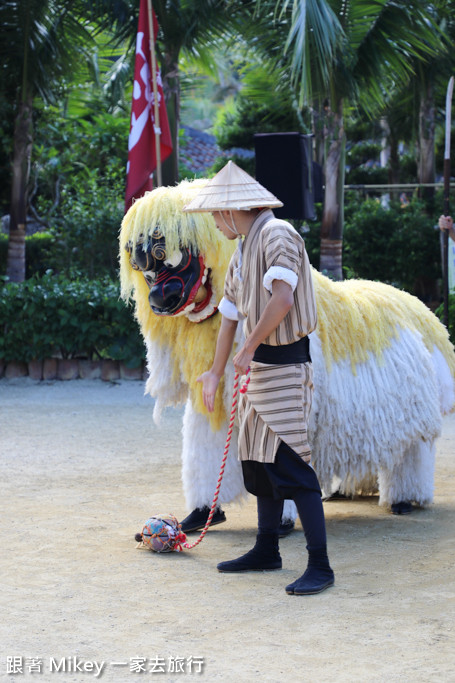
[186,291,218,323]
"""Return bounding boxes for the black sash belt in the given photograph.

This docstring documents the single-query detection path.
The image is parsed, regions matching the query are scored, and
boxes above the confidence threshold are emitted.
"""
[253,336,311,365]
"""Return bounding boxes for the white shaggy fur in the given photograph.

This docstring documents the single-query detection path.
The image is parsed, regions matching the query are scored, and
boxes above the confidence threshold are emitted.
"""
[181,401,245,509]
[432,344,455,414]
[145,341,188,425]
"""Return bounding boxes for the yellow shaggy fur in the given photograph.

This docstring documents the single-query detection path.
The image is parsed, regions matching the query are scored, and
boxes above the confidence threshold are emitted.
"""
[313,270,455,377]
[119,180,235,431]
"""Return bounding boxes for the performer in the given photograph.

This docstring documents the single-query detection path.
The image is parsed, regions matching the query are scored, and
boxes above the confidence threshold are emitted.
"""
[184,161,334,596]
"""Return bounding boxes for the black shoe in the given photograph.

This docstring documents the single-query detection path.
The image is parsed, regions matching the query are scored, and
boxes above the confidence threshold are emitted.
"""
[391,501,413,515]
[180,506,226,533]
[285,568,334,595]
[217,532,282,573]
[323,490,349,502]
[217,552,282,573]
[278,519,295,538]
[286,544,334,595]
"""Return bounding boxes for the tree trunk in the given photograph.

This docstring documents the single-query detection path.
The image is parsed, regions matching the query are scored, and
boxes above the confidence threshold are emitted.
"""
[7,95,33,282]
[320,98,345,280]
[312,100,326,168]
[161,51,180,186]
[382,116,400,202]
[388,134,400,186]
[418,80,435,204]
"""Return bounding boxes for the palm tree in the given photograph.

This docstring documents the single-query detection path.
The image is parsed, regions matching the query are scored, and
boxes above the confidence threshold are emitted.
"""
[413,2,453,202]
[278,0,441,279]
[380,2,455,205]
[0,0,93,282]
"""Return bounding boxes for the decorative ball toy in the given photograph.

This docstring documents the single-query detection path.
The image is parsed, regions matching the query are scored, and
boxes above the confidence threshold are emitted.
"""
[136,514,187,553]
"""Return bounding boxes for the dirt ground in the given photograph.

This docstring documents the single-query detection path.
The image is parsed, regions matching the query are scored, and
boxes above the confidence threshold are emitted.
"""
[0,377,454,683]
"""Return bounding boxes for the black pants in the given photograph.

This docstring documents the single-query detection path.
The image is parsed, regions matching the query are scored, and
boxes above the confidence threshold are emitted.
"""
[242,440,321,499]
[242,441,327,548]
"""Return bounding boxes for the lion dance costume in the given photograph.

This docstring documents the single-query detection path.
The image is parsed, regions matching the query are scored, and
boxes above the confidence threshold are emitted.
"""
[120,179,455,524]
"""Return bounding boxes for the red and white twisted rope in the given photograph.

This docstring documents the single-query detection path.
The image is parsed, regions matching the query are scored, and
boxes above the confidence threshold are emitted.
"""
[182,369,250,550]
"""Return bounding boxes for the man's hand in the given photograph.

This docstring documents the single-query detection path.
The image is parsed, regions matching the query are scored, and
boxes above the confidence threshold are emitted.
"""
[232,346,254,376]
[439,215,454,232]
[196,316,238,413]
[197,370,221,413]
[439,215,455,241]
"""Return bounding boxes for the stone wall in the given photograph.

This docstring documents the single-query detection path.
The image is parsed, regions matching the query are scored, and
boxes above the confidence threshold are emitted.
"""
[0,358,146,382]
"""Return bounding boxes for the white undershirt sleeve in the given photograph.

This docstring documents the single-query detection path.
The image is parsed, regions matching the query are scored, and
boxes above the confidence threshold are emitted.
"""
[218,296,239,321]
[263,266,298,293]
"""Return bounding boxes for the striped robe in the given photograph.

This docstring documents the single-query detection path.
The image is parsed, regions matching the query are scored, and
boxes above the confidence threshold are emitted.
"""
[222,210,317,464]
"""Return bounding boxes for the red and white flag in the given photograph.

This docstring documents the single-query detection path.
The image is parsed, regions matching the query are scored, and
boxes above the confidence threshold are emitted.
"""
[125,0,172,211]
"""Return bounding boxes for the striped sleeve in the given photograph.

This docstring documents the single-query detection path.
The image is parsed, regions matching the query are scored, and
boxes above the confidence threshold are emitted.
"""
[262,223,302,277]
[223,249,239,305]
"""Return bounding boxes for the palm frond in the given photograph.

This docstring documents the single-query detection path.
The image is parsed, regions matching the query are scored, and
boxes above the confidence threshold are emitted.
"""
[275,0,345,105]
[353,1,442,110]
[0,0,96,104]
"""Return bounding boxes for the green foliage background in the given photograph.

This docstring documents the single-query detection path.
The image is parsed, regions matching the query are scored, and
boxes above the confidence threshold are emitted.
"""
[0,273,144,366]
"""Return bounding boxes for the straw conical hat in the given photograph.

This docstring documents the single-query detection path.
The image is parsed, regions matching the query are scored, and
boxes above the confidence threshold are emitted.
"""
[183,160,283,212]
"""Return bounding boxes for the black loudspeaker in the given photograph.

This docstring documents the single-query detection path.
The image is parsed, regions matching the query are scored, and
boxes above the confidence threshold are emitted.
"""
[254,132,322,220]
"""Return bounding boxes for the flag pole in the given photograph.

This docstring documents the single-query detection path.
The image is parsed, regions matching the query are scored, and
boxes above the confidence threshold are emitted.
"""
[443,76,454,328]
[147,0,162,187]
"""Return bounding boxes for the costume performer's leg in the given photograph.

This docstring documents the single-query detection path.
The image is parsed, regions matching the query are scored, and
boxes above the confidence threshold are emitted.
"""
[251,442,334,595]
[181,399,246,511]
[281,499,298,530]
[378,439,436,515]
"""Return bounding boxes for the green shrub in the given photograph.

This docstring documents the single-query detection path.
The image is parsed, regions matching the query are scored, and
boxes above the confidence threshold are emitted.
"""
[343,197,440,297]
[0,232,57,278]
[214,95,305,152]
[346,166,389,185]
[0,233,6,272]
[25,232,57,277]
[1,194,122,278]
[48,173,124,279]
[292,195,441,300]
[0,273,144,366]
[346,142,389,185]
[26,110,127,280]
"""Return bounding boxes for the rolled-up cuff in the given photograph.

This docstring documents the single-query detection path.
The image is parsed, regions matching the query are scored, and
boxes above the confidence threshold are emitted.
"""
[218,296,239,321]
[263,266,298,293]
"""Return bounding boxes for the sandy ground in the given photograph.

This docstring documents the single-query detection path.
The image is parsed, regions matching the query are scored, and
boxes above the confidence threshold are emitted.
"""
[0,377,454,683]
